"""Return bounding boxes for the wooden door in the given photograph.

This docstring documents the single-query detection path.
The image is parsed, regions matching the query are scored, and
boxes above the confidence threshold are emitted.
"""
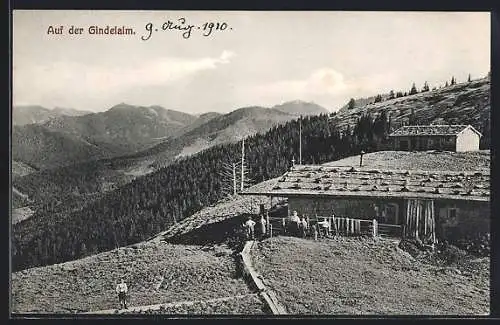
[385,203,399,225]
[403,199,436,246]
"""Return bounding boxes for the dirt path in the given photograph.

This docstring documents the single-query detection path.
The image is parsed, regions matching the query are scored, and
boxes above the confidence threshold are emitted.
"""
[240,240,287,314]
[12,186,30,200]
[83,293,259,314]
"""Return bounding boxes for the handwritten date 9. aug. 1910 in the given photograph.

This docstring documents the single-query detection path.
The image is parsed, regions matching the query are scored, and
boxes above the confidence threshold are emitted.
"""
[141,18,232,41]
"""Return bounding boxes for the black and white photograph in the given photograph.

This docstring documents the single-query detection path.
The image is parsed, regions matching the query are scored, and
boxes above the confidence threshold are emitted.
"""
[10,10,491,316]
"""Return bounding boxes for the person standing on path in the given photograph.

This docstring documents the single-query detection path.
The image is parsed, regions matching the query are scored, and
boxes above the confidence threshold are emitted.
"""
[259,214,267,239]
[244,216,256,240]
[116,278,128,309]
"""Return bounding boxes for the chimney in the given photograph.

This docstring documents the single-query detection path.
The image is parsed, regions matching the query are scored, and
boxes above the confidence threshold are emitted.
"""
[359,150,365,167]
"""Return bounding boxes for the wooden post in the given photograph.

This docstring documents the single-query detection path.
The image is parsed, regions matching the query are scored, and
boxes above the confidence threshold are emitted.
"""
[424,201,428,240]
[282,218,286,235]
[372,219,378,237]
[270,224,273,238]
[415,200,419,240]
[241,138,245,192]
[267,213,270,235]
[430,203,434,246]
[232,163,237,196]
[346,218,350,235]
[299,115,302,165]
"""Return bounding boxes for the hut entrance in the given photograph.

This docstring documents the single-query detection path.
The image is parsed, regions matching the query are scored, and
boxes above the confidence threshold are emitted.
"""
[403,199,436,247]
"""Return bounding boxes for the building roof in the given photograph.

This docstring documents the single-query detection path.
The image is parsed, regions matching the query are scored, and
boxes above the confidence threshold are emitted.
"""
[241,165,490,202]
[388,125,482,137]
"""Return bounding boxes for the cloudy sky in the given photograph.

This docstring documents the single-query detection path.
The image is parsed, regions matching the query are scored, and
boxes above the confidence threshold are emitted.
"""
[13,11,490,114]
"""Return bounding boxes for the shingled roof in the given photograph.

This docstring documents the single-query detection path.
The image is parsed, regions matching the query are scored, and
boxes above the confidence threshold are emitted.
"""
[388,125,481,137]
[242,165,489,202]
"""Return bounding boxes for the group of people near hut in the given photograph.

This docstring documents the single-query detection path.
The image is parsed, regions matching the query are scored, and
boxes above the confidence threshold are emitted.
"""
[242,210,337,241]
[243,214,268,240]
[285,210,333,240]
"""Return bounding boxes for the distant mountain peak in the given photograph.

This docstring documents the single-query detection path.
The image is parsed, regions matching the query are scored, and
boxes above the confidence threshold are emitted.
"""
[280,99,314,105]
[108,103,136,111]
[271,100,329,116]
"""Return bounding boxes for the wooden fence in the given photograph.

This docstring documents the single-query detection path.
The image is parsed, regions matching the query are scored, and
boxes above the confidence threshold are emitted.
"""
[378,223,403,239]
[264,215,401,239]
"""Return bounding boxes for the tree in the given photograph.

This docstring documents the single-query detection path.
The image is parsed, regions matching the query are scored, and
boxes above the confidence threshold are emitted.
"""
[445,81,449,87]
[409,83,418,95]
[374,94,383,103]
[451,76,456,85]
[388,90,395,100]
[468,74,471,82]
[396,91,403,98]
[404,91,408,96]
[347,98,355,110]
[422,81,430,92]
[408,107,417,125]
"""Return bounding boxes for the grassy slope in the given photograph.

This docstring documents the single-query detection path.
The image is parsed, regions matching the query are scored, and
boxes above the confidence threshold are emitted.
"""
[251,237,489,315]
[12,241,251,313]
[323,150,490,172]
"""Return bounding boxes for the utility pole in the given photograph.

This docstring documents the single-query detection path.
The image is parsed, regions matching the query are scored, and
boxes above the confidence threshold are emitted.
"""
[232,163,237,196]
[241,138,245,192]
[299,115,302,165]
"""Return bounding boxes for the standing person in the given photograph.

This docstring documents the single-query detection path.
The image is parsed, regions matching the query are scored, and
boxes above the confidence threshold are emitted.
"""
[259,214,267,239]
[313,223,318,241]
[244,216,256,240]
[318,218,331,238]
[116,278,128,309]
[289,211,300,237]
[300,215,308,238]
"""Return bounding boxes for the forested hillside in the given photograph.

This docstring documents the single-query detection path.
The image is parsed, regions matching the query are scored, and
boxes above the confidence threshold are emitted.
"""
[12,77,491,271]
[12,113,392,271]
[12,105,307,206]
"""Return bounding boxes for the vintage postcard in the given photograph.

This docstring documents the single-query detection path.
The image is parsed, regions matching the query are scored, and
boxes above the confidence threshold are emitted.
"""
[11,10,491,316]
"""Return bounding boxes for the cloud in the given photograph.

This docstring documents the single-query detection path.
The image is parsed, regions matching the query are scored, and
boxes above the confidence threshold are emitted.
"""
[13,50,235,107]
[255,68,348,98]
[246,68,403,111]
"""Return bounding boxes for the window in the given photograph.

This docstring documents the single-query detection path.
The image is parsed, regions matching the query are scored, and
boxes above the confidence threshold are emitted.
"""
[447,208,458,219]
[399,139,409,150]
